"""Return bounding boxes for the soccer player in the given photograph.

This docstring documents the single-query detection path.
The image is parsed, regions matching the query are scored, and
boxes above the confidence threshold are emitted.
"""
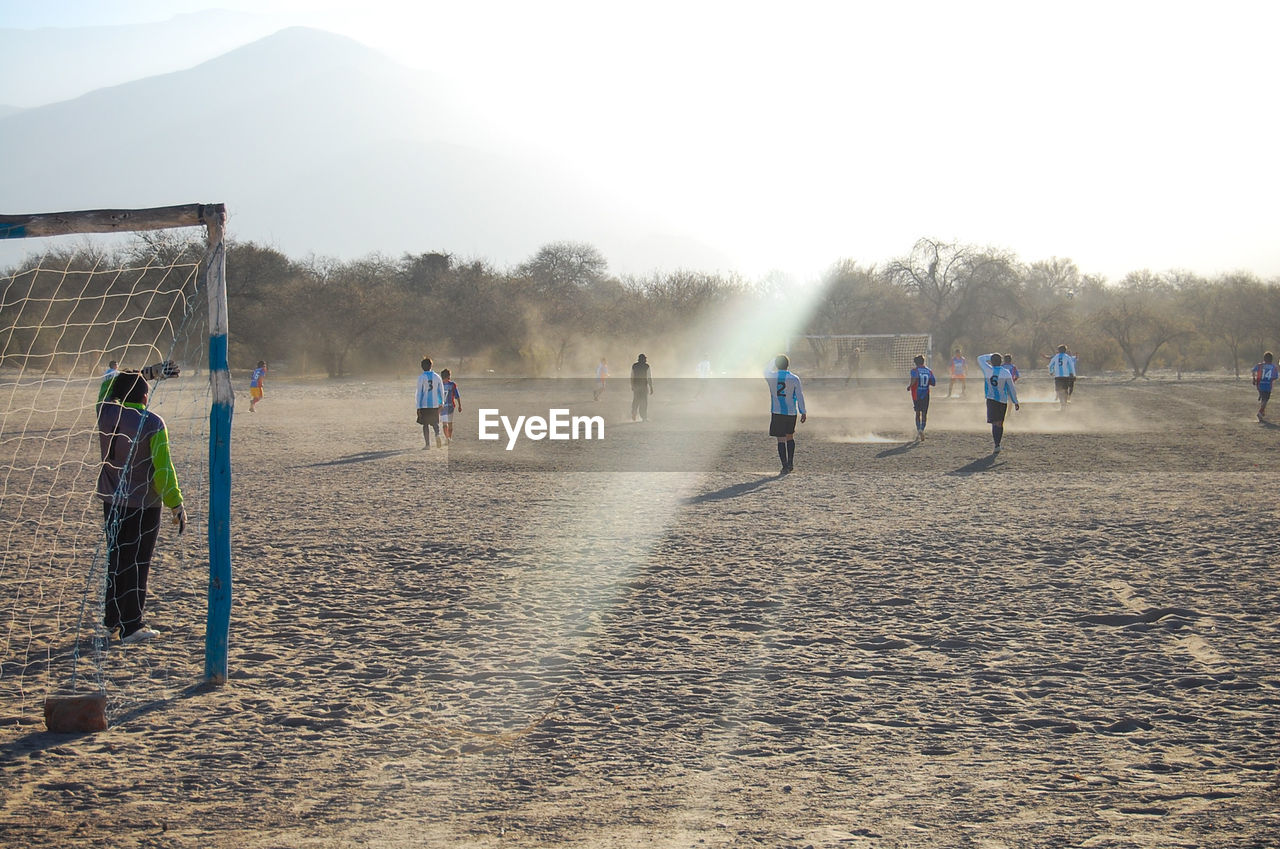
[97,372,186,643]
[908,354,936,441]
[249,360,267,412]
[948,349,967,398]
[765,354,806,473]
[439,368,462,443]
[416,356,445,449]
[593,357,609,401]
[978,352,1020,454]
[843,345,862,387]
[630,354,653,421]
[1003,354,1020,382]
[1253,351,1277,421]
[1047,345,1076,408]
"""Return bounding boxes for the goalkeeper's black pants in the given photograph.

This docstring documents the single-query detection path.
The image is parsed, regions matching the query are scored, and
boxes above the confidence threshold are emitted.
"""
[103,503,162,639]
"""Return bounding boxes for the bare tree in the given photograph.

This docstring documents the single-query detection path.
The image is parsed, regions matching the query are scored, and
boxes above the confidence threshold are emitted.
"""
[1193,272,1268,377]
[885,238,1019,357]
[288,255,402,377]
[1015,257,1081,363]
[225,241,297,366]
[517,242,612,372]
[1094,272,1191,377]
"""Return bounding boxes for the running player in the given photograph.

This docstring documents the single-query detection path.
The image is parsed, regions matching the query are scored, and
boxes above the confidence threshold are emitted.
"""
[416,356,445,449]
[1253,351,1277,421]
[908,354,936,441]
[948,349,967,397]
[1047,345,1076,408]
[249,360,267,412]
[765,355,806,473]
[439,368,462,443]
[978,352,1020,454]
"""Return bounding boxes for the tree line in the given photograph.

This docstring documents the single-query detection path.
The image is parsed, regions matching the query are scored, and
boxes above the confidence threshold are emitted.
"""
[4,236,1278,379]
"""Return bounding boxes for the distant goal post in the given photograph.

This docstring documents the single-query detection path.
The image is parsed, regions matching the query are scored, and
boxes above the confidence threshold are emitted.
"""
[788,333,933,377]
[0,203,233,691]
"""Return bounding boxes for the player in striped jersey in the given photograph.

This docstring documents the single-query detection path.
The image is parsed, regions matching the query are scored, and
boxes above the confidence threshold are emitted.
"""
[908,355,936,441]
[1253,351,1277,421]
[1047,345,1076,408]
[765,355,806,473]
[978,352,1019,454]
[416,356,445,449]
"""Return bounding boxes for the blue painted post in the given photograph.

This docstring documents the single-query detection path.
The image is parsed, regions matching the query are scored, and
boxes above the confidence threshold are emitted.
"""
[203,210,232,684]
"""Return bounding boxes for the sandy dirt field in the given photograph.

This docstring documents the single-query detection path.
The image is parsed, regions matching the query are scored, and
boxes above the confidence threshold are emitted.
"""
[2,373,1278,848]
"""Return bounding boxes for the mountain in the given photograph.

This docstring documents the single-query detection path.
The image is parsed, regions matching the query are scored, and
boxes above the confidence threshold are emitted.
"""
[0,27,728,275]
[0,10,285,108]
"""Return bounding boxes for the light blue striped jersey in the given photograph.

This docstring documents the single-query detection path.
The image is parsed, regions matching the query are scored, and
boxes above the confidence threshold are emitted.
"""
[1048,352,1076,377]
[417,370,445,408]
[765,368,806,415]
[978,354,1018,405]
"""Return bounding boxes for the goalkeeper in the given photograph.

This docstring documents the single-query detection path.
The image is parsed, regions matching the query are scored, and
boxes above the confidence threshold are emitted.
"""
[97,372,186,643]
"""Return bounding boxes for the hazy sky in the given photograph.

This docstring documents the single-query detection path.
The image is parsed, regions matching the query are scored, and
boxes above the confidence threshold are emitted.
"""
[5,0,1279,281]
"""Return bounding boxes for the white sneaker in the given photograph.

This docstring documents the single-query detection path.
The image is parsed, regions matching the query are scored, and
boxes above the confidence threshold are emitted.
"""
[122,627,159,644]
[993,443,1002,454]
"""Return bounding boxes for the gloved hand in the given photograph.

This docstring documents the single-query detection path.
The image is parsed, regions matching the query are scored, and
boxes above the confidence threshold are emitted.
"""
[171,504,187,534]
[141,360,181,381]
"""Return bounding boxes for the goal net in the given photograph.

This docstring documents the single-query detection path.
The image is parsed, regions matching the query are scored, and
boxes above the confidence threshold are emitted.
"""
[0,204,230,731]
[788,334,933,378]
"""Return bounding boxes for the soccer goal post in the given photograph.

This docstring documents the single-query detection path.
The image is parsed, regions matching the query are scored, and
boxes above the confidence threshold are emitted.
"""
[0,203,231,729]
[788,333,933,377]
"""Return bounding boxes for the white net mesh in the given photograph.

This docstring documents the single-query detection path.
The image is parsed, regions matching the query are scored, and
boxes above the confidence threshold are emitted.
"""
[789,334,933,377]
[0,240,212,727]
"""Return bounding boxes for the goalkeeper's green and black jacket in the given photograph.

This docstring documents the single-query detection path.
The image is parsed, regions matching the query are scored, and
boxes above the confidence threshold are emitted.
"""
[96,401,183,510]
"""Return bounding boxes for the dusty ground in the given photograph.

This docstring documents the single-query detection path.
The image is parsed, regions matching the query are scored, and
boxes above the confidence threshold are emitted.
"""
[2,373,1278,847]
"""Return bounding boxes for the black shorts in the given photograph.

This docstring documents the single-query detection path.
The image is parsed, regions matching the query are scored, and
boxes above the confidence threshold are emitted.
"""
[1054,377,1072,392]
[769,413,798,437]
[986,398,1008,425]
[913,395,931,414]
[417,407,440,426]
[1260,389,1272,404]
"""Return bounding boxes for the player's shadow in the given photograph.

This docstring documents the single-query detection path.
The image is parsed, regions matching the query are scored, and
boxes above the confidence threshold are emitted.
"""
[304,449,417,467]
[875,441,919,458]
[1260,419,1279,430]
[683,475,776,504]
[948,454,999,476]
